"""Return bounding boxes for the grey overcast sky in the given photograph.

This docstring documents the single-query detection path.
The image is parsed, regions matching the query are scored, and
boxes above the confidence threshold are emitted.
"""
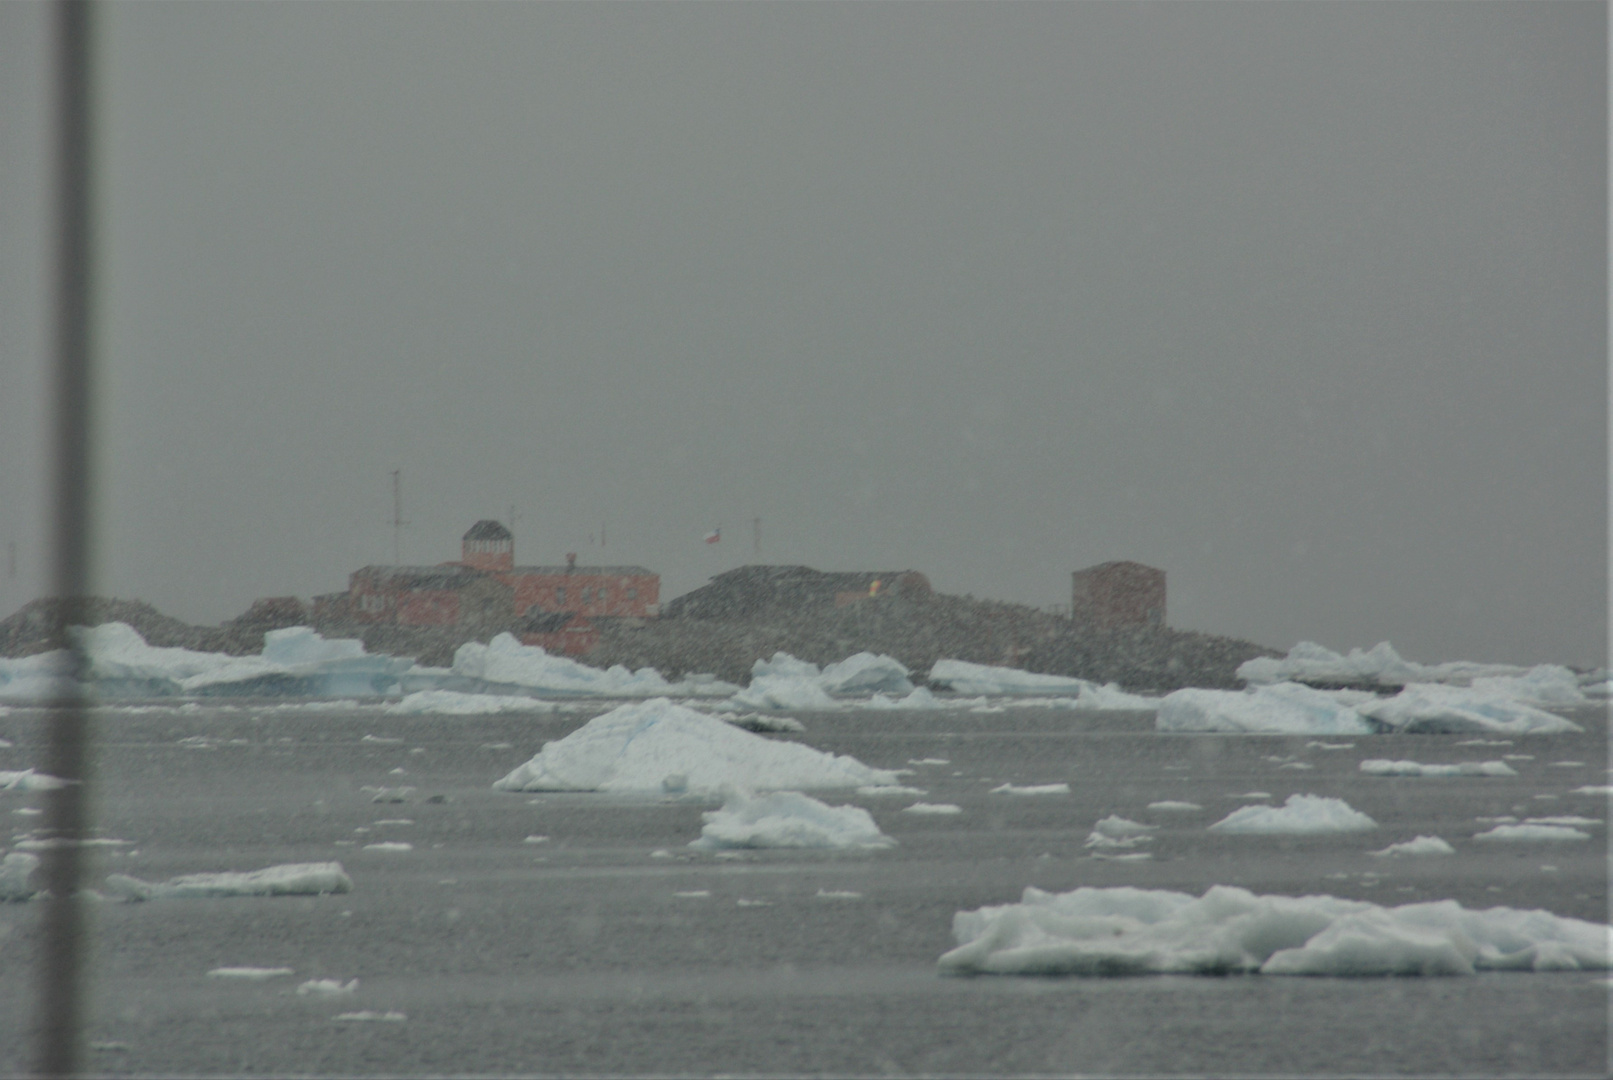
[0,1,1605,667]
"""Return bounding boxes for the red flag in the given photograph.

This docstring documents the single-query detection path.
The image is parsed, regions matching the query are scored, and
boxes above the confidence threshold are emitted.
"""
[704,528,721,544]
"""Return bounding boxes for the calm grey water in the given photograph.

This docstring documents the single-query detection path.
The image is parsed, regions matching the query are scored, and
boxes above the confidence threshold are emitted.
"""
[1,702,1607,1077]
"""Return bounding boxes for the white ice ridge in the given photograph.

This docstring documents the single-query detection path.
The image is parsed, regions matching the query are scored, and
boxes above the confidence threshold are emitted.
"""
[1369,836,1456,857]
[926,660,1155,707]
[491,698,901,796]
[105,862,353,900]
[384,690,556,715]
[1157,681,1580,736]
[1208,795,1377,834]
[937,884,1613,977]
[690,790,896,851]
[1359,759,1517,778]
[1237,642,1584,695]
[450,634,738,699]
[0,851,41,901]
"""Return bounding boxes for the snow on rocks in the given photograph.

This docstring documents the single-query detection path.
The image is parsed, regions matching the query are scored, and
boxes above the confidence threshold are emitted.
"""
[1208,795,1376,835]
[384,690,555,715]
[451,634,734,698]
[937,884,1613,977]
[1359,759,1518,778]
[491,698,901,796]
[1356,685,1582,735]
[1157,683,1376,735]
[0,851,41,901]
[1474,824,1592,843]
[689,790,896,851]
[1369,836,1456,857]
[105,862,353,901]
[927,660,1153,707]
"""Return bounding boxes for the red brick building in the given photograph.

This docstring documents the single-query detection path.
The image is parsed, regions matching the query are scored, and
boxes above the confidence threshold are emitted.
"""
[1070,561,1165,629]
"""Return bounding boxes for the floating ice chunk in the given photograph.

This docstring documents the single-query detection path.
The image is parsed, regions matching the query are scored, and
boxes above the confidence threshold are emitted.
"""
[0,851,41,901]
[857,785,927,797]
[385,691,555,715]
[1238,642,1536,689]
[1359,759,1517,778]
[333,1011,405,1023]
[927,660,1152,708]
[729,674,839,712]
[750,652,821,681]
[208,967,294,981]
[673,890,711,898]
[816,889,863,899]
[1157,683,1375,735]
[363,786,414,803]
[1370,836,1456,857]
[1570,786,1613,796]
[1474,824,1591,842]
[451,634,732,698]
[105,862,353,901]
[0,769,67,792]
[991,783,1070,796]
[492,699,899,796]
[1307,742,1356,750]
[1085,816,1156,849]
[1524,816,1600,827]
[902,803,963,815]
[938,883,1613,976]
[690,790,895,851]
[1357,684,1582,735]
[1147,801,1202,812]
[298,978,359,996]
[909,758,950,766]
[1208,794,1376,835]
[362,842,412,852]
[863,687,945,710]
[818,652,914,695]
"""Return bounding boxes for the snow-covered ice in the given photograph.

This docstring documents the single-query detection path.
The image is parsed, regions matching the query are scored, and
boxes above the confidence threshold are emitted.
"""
[689,790,896,851]
[991,783,1070,796]
[105,861,353,900]
[1157,683,1376,735]
[1358,684,1582,735]
[1237,642,1553,689]
[1359,759,1517,778]
[1,851,40,901]
[208,967,294,981]
[1208,795,1376,835]
[727,672,840,711]
[1369,836,1456,857]
[1474,824,1591,843]
[298,978,359,996]
[901,802,963,815]
[815,652,915,696]
[450,634,735,698]
[1085,815,1157,849]
[938,884,1613,976]
[492,698,900,796]
[1147,801,1202,812]
[927,660,1153,707]
[385,690,555,715]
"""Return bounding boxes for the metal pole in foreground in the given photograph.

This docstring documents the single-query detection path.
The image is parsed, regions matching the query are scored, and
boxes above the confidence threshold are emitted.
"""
[38,1,97,1075]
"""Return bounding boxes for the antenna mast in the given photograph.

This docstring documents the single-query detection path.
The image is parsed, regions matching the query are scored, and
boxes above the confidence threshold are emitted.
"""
[391,470,403,564]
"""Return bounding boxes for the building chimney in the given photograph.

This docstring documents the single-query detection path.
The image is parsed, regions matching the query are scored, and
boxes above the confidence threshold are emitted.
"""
[565,552,577,573]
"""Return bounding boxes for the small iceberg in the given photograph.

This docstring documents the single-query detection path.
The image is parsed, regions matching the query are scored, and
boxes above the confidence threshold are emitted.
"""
[105,862,353,900]
[1208,795,1376,835]
[690,790,895,851]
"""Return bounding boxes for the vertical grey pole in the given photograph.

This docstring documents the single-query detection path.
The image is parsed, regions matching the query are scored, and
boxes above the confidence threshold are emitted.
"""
[39,1,97,1075]
[392,470,402,564]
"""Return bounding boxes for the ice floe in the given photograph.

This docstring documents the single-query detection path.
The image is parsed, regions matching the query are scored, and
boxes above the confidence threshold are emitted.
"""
[689,790,895,851]
[1,851,40,901]
[1237,642,1557,690]
[105,862,353,900]
[1208,795,1376,834]
[937,884,1613,976]
[0,769,67,792]
[492,698,900,796]
[1369,836,1456,857]
[1085,815,1157,849]
[1157,683,1375,735]
[901,802,963,815]
[208,967,294,981]
[385,690,555,715]
[1473,824,1591,843]
[1147,801,1202,812]
[299,978,360,995]
[991,782,1070,796]
[927,660,1153,707]
[1359,759,1517,778]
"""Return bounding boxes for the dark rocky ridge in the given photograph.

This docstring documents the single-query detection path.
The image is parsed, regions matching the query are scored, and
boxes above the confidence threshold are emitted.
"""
[2,591,1276,692]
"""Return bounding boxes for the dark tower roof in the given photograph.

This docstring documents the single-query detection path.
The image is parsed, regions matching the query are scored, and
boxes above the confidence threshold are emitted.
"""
[463,520,513,543]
